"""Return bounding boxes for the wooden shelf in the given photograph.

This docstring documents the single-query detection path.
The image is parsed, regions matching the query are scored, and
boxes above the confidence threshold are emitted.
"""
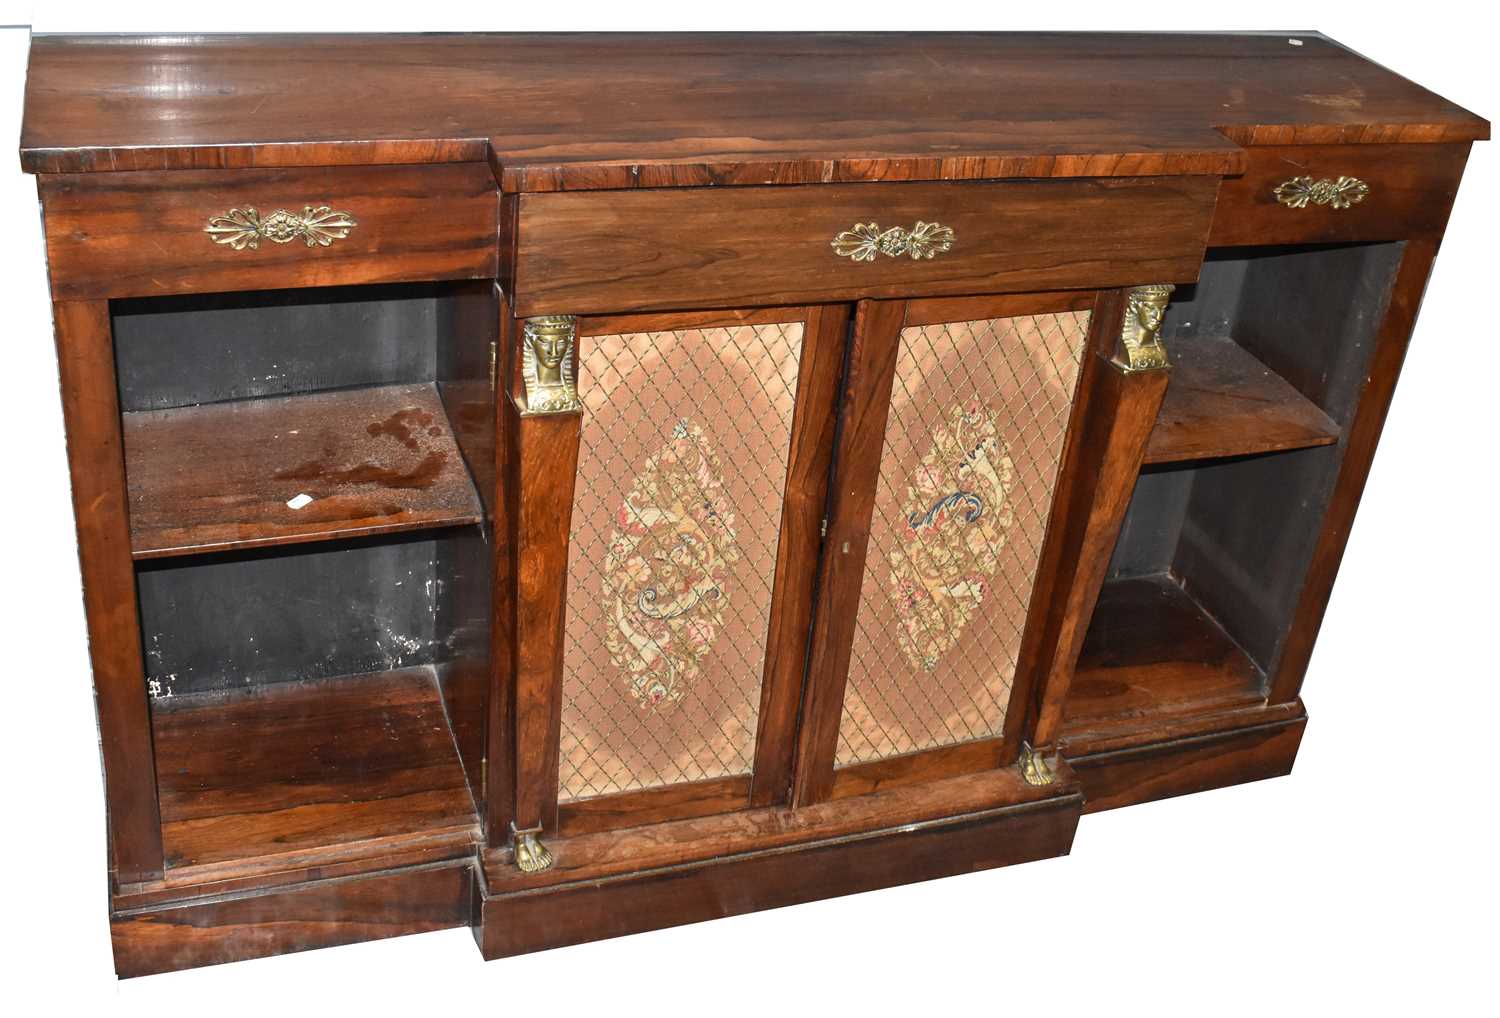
[1143,338,1340,465]
[151,666,478,882]
[124,383,484,559]
[1063,574,1265,737]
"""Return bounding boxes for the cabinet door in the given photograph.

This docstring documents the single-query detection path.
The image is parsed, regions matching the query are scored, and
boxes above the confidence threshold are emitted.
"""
[794,292,1105,802]
[548,306,847,832]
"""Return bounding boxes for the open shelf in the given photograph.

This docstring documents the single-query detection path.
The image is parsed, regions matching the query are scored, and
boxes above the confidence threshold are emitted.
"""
[151,666,479,880]
[124,382,483,559]
[1144,337,1340,465]
[1062,243,1402,748]
[1064,573,1265,736]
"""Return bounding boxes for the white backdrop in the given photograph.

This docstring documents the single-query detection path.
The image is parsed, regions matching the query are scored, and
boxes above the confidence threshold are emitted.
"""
[0,4,1493,1012]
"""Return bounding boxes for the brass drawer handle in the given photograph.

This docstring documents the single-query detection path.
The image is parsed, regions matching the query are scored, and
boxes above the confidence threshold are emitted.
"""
[831,220,955,262]
[1272,176,1370,210]
[204,205,358,250]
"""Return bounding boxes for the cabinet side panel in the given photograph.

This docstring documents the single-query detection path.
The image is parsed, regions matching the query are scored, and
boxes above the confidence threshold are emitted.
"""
[53,299,165,883]
[558,322,806,801]
[1265,240,1440,701]
[837,312,1089,765]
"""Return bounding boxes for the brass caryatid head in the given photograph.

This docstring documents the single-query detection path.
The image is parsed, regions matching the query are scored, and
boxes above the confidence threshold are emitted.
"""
[520,315,583,415]
[1120,284,1175,372]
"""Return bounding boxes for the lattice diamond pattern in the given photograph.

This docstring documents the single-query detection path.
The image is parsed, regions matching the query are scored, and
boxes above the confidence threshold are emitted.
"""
[559,322,804,801]
[836,312,1089,766]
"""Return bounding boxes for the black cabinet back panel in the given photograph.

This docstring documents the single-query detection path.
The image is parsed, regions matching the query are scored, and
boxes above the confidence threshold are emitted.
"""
[1103,241,1403,675]
[136,533,443,697]
[111,283,442,412]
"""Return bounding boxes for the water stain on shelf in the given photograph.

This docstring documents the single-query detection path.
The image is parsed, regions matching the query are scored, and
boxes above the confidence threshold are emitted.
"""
[275,451,448,490]
[366,407,440,450]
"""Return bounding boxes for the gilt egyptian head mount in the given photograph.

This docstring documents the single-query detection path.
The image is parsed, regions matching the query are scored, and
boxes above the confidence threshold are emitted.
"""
[519,314,583,416]
[1118,284,1176,373]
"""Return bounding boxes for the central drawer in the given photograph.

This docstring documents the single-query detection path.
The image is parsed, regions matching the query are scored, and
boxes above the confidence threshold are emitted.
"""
[511,176,1220,316]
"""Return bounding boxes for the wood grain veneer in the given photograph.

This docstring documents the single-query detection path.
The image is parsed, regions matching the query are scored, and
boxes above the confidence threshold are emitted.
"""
[19,29,1486,979]
[1066,712,1306,813]
[20,34,1488,184]
[112,862,473,978]
[38,162,498,300]
[151,667,478,881]
[1064,574,1266,737]
[1207,142,1471,247]
[124,383,484,558]
[513,177,1218,315]
[53,299,164,883]
[1025,345,1172,752]
[1144,338,1341,465]
[476,786,1080,959]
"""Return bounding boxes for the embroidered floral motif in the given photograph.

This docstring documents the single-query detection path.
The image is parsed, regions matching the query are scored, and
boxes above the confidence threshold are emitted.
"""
[603,419,740,710]
[888,402,1015,672]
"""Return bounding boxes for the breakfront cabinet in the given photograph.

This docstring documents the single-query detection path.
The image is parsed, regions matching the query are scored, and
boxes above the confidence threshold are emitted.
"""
[19,32,1486,976]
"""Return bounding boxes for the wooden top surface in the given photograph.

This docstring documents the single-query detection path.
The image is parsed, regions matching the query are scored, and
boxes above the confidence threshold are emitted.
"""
[20,32,1489,190]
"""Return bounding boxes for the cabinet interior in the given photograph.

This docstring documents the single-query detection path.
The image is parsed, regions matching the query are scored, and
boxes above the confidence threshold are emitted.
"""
[113,281,494,880]
[99,244,1408,871]
[1063,241,1405,740]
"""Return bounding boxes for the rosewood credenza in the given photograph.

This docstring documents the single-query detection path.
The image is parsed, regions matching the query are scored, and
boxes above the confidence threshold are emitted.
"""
[19,31,1487,976]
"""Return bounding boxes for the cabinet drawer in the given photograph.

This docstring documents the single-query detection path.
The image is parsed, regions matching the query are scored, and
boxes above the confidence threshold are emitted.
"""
[513,177,1218,316]
[1207,144,1469,247]
[40,163,498,299]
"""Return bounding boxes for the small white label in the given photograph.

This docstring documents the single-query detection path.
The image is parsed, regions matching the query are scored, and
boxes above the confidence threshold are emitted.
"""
[286,493,315,510]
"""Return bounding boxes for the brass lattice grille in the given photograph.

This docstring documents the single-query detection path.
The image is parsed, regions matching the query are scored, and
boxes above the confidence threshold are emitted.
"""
[559,322,805,801]
[836,312,1090,767]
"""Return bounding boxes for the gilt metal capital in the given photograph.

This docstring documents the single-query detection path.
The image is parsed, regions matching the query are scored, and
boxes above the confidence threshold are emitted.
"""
[518,315,583,416]
[1117,284,1175,373]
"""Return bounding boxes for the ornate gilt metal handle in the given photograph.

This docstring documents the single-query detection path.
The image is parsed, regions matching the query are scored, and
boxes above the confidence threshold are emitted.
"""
[831,221,955,262]
[204,205,358,250]
[1273,176,1370,210]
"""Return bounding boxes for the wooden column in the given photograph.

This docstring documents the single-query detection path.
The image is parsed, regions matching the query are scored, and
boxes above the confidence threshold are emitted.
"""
[1026,290,1176,752]
[1021,288,1173,752]
[491,308,583,866]
[53,299,164,884]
